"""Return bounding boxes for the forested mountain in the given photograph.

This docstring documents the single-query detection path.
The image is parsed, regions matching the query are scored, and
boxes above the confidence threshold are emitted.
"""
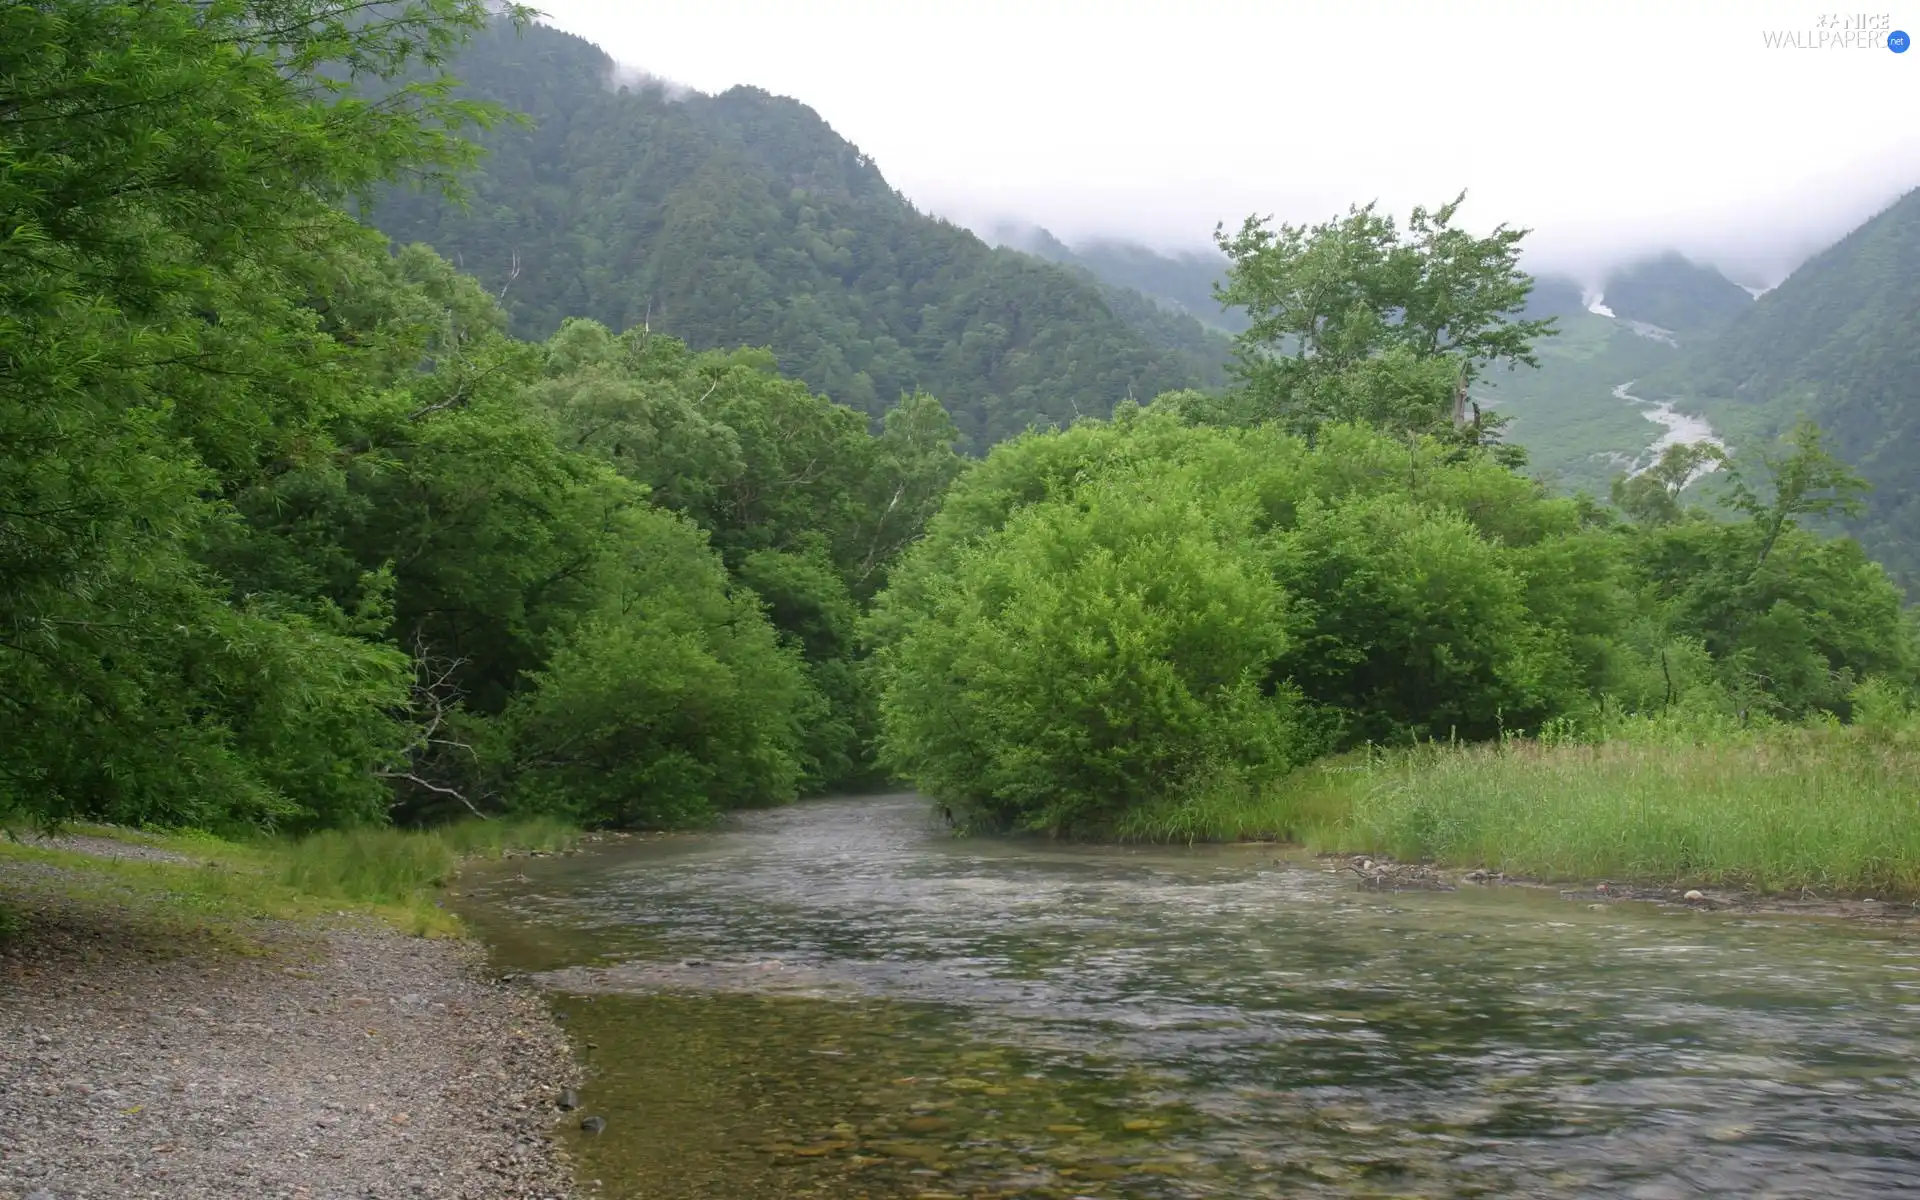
[1600,252,1753,332]
[1636,188,1920,582]
[993,225,1250,333]
[1473,310,1685,495]
[1519,273,1590,321]
[369,21,1224,448]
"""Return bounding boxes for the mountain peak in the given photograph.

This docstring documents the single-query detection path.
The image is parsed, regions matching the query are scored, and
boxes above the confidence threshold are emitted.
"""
[1600,253,1752,332]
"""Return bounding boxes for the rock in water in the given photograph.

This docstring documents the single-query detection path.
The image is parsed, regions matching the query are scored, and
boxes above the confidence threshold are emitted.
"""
[1683,890,1706,902]
[580,1114,607,1135]
[558,1087,579,1111]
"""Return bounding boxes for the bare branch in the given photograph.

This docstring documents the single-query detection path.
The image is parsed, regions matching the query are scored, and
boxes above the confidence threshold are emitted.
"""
[374,769,489,821]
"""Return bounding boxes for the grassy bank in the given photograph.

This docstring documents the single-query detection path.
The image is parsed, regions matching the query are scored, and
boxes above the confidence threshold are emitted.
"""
[1120,713,1920,897]
[0,818,581,940]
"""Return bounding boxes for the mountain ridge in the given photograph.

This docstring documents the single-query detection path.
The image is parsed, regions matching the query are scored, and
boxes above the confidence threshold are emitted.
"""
[1636,187,1920,582]
[367,20,1225,447]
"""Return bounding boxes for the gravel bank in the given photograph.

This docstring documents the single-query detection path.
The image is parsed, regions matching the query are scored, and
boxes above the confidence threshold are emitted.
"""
[0,861,579,1200]
[5,835,196,865]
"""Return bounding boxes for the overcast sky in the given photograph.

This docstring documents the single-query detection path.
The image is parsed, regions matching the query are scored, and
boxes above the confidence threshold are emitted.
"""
[526,0,1919,286]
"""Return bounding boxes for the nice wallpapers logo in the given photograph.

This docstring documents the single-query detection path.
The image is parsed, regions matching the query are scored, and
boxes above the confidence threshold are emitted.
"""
[1761,12,1909,49]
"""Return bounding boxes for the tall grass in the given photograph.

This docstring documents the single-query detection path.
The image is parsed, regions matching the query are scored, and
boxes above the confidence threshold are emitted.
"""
[1112,758,1358,844]
[1,818,582,938]
[277,817,580,907]
[1341,724,1920,895]
[1119,698,1920,897]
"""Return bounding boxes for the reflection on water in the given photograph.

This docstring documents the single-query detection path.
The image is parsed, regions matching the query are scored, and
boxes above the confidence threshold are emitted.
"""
[459,795,1920,1198]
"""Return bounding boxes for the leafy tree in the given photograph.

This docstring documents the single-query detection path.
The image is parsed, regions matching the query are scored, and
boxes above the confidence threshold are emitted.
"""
[1725,419,1869,571]
[0,0,845,834]
[1626,518,1912,718]
[1621,423,1911,718]
[1272,491,1593,744]
[499,506,809,827]
[875,462,1309,832]
[871,411,1632,826]
[0,0,525,828]
[529,320,963,790]
[1611,442,1727,527]
[1214,194,1552,443]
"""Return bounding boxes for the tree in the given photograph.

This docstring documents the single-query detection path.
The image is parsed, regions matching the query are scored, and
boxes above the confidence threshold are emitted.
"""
[529,323,963,791]
[1619,422,1909,718]
[869,412,1627,826]
[499,506,810,828]
[1213,193,1552,441]
[874,462,1309,833]
[0,0,526,828]
[1726,419,1869,571]
[1611,442,1727,527]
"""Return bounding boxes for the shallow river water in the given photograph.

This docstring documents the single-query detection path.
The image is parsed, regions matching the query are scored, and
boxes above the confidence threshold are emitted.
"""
[459,796,1920,1199]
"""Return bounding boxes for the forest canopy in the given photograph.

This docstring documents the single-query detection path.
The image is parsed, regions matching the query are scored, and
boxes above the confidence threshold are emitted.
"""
[0,1,957,832]
[3,6,1909,840]
[867,198,1916,833]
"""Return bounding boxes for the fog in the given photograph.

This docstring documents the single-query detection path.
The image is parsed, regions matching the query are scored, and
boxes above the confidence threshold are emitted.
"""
[527,0,1920,287]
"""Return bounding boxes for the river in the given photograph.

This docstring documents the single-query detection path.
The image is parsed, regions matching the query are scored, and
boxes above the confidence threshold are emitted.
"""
[460,796,1920,1198]
[1612,381,1726,480]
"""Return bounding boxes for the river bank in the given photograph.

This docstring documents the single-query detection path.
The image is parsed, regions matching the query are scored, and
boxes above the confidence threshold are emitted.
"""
[0,840,580,1200]
[1327,851,1920,923]
[1111,715,1920,904]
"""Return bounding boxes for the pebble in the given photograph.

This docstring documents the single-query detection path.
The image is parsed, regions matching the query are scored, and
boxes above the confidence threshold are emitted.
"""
[580,1114,607,1135]
[1683,890,1706,902]
[0,857,580,1200]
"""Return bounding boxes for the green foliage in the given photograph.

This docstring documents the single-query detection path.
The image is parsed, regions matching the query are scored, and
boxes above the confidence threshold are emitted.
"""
[1725,419,1869,569]
[872,413,1633,830]
[0,0,520,830]
[1635,188,1920,586]
[1276,491,1574,743]
[527,319,963,791]
[367,21,1224,447]
[1627,520,1912,718]
[873,385,1917,834]
[1615,423,1913,719]
[1,1,918,834]
[1611,442,1726,527]
[875,458,1310,833]
[1215,193,1551,441]
[499,507,810,827]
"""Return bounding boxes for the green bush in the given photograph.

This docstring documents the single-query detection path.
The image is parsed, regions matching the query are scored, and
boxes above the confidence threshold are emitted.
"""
[876,459,1314,832]
[871,412,1627,828]
[500,507,808,827]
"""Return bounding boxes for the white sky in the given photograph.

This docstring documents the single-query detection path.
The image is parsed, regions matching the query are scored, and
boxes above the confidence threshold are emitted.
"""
[527,0,1920,285]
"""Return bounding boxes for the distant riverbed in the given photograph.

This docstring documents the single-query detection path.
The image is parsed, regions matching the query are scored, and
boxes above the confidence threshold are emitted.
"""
[1614,380,1726,477]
